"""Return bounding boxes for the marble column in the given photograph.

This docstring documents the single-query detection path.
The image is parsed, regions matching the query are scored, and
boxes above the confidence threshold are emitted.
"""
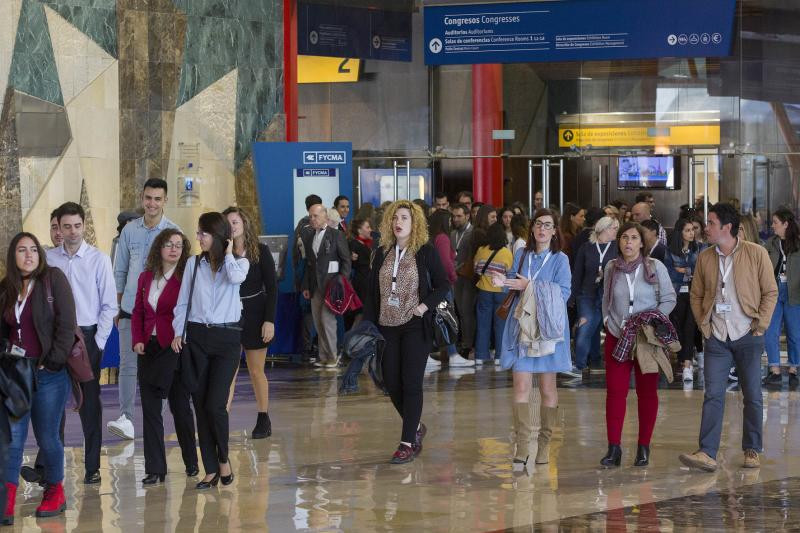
[0,88,23,267]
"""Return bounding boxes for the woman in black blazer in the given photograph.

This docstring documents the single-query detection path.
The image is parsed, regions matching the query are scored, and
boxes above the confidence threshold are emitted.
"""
[363,200,449,464]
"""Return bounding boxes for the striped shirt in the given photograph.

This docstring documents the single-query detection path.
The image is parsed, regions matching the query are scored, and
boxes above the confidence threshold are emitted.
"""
[473,245,513,292]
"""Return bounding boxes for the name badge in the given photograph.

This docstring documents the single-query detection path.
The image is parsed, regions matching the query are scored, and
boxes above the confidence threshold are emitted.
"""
[10,345,26,357]
[594,273,603,284]
[387,295,401,307]
[679,285,689,294]
[779,274,788,284]
[715,303,732,314]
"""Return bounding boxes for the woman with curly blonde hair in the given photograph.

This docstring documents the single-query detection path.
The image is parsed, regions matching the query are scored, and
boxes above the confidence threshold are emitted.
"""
[363,200,450,463]
[223,207,277,439]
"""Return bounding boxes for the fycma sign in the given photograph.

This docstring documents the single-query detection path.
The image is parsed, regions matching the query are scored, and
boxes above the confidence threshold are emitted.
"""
[424,0,735,65]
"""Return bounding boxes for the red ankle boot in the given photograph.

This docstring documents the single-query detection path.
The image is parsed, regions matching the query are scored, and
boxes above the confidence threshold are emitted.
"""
[3,482,16,525]
[36,482,66,518]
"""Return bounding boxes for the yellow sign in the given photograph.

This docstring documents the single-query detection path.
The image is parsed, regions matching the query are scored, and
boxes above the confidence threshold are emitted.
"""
[558,125,720,148]
[297,55,360,84]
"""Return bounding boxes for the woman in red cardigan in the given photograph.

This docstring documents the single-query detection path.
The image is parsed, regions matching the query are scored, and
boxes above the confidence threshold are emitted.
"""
[132,229,198,484]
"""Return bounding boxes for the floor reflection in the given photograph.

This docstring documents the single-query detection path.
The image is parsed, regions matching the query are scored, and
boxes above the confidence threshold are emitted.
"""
[7,365,800,531]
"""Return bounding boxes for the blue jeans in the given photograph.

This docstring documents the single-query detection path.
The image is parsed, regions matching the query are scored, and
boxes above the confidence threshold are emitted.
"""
[765,281,800,367]
[699,333,764,458]
[574,296,603,369]
[6,367,69,485]
[475,289,507,360]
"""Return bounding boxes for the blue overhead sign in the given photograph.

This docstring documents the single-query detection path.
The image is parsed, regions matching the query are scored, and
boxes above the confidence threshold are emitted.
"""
[295,168,337,177]
[299,2,412,62]
[424,0,736,65]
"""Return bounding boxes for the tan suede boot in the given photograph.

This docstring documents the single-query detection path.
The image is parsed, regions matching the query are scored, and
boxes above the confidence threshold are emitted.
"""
[513,402,534,467]
[535,406,558,464]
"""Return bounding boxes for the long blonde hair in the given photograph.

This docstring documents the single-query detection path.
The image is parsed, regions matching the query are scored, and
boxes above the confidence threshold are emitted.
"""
[379,200,429,254]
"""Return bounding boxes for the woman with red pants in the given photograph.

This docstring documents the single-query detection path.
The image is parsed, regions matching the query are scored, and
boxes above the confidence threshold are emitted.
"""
[600,222,676,467]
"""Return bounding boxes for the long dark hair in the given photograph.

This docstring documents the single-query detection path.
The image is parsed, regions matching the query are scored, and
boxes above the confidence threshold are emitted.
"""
[0,233,48,314]
[428,208,451,239]
[145,229,191,279]
[198,212,232,271]
[525,208,562,253]
[560,202,582,238]
[474,204,496,231]
[669,218,699,256]
[349,218,369,240]
[774,207,800,254]
[485,222,508,251]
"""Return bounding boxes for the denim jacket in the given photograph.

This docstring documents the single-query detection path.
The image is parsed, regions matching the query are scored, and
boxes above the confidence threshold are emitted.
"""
[667,244,704,293]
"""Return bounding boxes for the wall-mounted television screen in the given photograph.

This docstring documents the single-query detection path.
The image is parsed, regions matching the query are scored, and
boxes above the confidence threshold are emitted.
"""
[617,156,678,190]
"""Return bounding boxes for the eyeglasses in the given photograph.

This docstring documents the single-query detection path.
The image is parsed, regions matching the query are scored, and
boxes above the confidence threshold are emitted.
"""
[196,231,210,238]
[162,242,184,250]
[533,221,555,230]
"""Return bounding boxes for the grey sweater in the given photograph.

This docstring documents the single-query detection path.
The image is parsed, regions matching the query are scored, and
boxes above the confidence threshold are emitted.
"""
[602,258,677,338]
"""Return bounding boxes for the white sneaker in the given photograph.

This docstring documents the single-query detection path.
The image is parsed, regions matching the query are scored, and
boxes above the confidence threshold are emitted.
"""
[682,366,694,382]
[449,354,475,367]
[107,415,135,440]
[494,359,501,366]
[426,356,441,367]
[475,359,485,366]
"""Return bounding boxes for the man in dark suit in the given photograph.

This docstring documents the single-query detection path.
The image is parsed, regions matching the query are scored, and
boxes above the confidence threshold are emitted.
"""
[334,195,350,234]
[302,204,352,368]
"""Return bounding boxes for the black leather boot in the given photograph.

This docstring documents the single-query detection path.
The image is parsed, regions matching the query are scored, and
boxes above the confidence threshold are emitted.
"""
[634,444,650,466]
[252,412,272,439]
[600,444,622,467]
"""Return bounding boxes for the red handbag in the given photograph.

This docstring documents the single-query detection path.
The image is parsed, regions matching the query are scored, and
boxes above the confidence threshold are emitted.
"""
[44,272,94,410]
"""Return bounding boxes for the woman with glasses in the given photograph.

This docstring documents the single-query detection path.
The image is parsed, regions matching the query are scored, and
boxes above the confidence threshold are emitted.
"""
[172,213,248,489]
[132,229,198,485]
[224,207,277,438]
[493,210,572,469]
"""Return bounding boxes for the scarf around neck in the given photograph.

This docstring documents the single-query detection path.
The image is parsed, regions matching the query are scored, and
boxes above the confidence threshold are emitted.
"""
[356,235,373,249]
[605,254,658,309]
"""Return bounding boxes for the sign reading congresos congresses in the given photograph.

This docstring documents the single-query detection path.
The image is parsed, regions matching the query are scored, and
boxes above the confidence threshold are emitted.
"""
[423,0,735,65]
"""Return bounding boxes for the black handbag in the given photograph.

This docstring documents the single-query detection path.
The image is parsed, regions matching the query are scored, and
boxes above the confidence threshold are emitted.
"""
[0,351,36,420]
[432,300,459,349]
[179,256,206,394]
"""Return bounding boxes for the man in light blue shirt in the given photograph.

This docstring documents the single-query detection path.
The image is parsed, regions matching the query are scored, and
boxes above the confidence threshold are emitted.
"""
[47,202,118,485]
[111,178,178,441]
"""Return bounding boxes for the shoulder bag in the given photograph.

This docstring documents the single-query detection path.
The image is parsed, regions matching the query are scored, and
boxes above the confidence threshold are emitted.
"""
[44,272,93,410]
[496,250,529,320]
[473,248,501,286]
[178,256,204,393]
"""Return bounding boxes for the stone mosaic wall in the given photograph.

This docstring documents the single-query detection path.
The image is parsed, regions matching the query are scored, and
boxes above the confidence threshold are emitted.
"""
[0,0,283,258]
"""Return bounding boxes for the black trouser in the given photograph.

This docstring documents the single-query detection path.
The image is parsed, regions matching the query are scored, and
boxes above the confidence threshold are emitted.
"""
[669,293,697,363]
[187,323,241,474]
[380,317,429,444]
[139,337,198,475]
[79,325,103,472]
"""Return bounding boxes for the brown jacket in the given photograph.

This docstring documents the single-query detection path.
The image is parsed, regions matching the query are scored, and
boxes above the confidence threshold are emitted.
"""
[690,239,778,339]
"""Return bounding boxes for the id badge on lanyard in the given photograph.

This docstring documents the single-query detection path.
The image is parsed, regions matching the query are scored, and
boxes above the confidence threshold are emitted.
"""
[595,242,611,284]
[779,240,788,284]
[388,246,406,307]
[716,255,733,314]
[12,281,33,357]
[621,265,640,328]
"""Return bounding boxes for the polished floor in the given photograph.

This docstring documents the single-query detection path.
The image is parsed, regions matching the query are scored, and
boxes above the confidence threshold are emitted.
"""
[10,363,800,531]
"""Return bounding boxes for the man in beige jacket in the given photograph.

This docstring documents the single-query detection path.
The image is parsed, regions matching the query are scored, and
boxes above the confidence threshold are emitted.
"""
[680,203,777,472]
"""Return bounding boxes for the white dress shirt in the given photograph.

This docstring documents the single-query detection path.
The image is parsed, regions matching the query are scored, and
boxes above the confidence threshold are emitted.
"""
[172,254,249,338]
[312,227,327,256]
[148,266,176,335]
[47,240,118,349]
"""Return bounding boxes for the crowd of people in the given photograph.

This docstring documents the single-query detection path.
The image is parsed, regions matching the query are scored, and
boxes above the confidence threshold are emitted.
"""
[0,178,796,521]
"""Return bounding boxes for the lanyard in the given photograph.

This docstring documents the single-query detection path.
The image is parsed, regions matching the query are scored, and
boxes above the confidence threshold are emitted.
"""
[596,242,611,272]
[625,266,640,315]
[14,280,34,343]
[391,246,407,293]
[718,255,734,300]
[779,240,787,275]
[527,251,552,281]
[455,223,471,250]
